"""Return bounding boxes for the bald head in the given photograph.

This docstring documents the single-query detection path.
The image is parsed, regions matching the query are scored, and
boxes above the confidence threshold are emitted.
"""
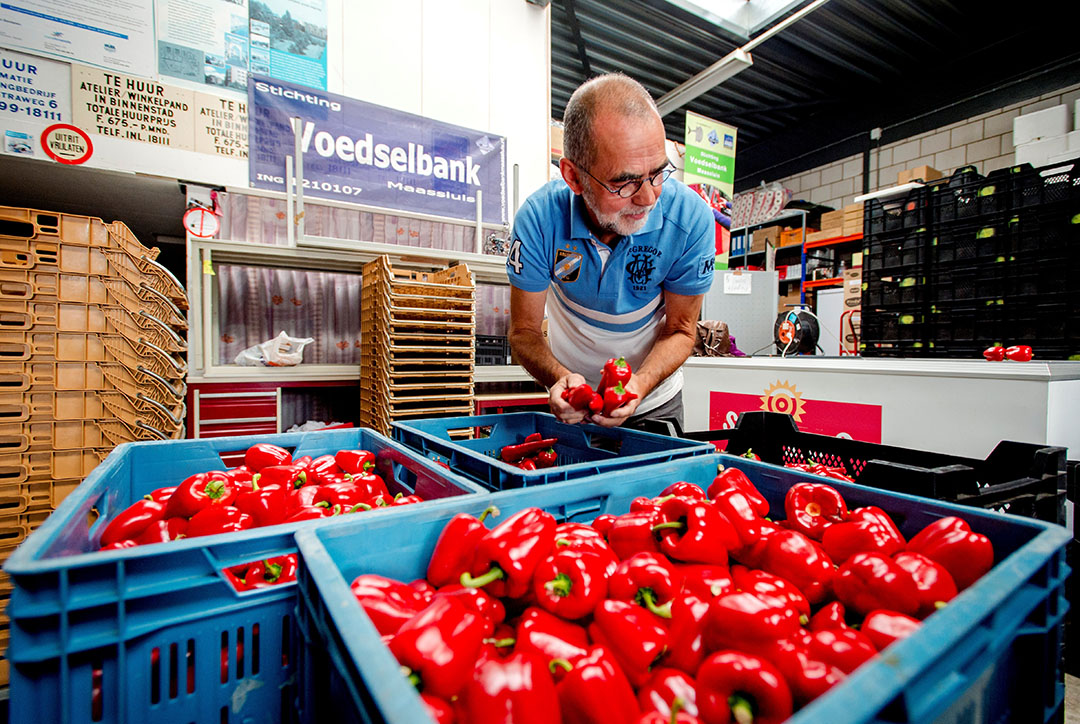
[563,74,661,168]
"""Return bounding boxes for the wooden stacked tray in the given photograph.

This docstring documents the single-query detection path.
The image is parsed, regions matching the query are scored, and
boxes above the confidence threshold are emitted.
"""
[359,256,475,434]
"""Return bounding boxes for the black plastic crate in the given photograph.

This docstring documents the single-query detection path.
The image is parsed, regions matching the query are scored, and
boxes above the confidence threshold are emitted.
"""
[863,273,926,307]
[666,412,1067,524]
[859,340,928,357]
[1010,157,1080,208]
[928,264,1009,305]
[1005,303,1073,346]
[931,216,1011,266]
[927,165,984,224]
[1008,204,1080,261]
[475,334,511,366]
[860,308,927,345]
[927,305,1006,348]
[863,229,929,274]
[867,187,928,234]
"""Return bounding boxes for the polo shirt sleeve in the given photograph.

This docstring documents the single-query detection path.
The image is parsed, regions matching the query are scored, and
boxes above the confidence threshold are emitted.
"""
[506,194,552,293]
[663,194,716,296]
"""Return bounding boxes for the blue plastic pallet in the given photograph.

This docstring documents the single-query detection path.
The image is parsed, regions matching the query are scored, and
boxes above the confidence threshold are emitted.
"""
[391,411,714,490]
[295,453,1069,724]
[2,427,486,724]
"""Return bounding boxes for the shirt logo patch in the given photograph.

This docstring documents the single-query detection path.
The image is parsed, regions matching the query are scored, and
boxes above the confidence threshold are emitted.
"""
[626,253,656,287]
[554,249,583,282]
[700,254,715,276]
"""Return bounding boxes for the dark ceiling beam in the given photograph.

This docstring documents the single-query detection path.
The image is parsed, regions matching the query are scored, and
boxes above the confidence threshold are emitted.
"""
[560,0,593,79]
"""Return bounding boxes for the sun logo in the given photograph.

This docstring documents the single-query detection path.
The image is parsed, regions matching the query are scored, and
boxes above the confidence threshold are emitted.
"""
[760,380,805,422]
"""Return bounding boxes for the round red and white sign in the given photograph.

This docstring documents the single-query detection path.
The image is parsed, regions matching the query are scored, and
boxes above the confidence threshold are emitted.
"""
[183,206,221,238]
[40,124,93,165]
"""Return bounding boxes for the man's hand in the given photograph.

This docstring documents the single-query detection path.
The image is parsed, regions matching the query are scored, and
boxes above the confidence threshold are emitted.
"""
[549,372,590,424]
[586,376,643,427]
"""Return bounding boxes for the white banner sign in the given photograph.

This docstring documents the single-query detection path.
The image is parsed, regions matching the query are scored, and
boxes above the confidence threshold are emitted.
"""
[0,47,71,158]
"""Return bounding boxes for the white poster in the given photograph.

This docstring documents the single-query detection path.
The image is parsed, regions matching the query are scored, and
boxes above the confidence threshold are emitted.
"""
[0,0,154,72]
[0,48,71,158]
[156,0,251,93]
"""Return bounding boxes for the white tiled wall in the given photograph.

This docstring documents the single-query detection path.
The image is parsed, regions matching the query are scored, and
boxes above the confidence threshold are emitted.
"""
[776,82,1080,210]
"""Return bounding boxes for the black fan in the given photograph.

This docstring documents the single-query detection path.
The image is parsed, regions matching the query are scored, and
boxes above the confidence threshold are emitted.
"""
[773,309,820,355]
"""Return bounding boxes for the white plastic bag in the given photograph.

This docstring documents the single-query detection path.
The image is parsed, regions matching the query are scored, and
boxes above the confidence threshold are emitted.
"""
[233,331,315,367]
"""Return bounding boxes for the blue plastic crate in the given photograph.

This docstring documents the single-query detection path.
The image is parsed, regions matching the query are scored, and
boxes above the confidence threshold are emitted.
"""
[2,427,486,724]
[391,411,714,490]
[295,453,1069,724]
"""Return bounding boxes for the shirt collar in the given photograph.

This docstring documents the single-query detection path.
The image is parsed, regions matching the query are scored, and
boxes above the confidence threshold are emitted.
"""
[568,184,668,241]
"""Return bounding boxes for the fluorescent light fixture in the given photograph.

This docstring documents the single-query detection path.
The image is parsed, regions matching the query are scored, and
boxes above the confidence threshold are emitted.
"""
[662,0,806,38]
[656,48,753,117]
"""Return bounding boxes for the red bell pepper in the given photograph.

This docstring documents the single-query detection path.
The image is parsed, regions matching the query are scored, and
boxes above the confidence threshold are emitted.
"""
[146,486,177,503]
[756,636,845,706]
[518,458,539,471]
[514,606,590,663]
[637,701,702,724]
[807,628,877,674]
[253,464,307,489]
[305,454,342,486]
[233,479,289,528]
[663,593,712,674]
[288,484,332,510]
[550,645,639,724]
[322,481,378,509]
[163,471,236,519]
[461,507,556,599]
[500,436,560,463]
[563,383,603,413]
[861,609,921,650]
[185,505,253,538]
[134,517,188,545]
[283,503,338,522]
[731,565,811,621]
[602,381,638,416]
[696,650,793,724]
[244,443,291,471]
[536,447,559,468]
[808,601,850,632]
[410,578,436,602]
[893,551,957,618]
[1004,344,1033,362]
[588,600,669,687]
[983,345,1006,362]
[710,486,769,550]
[758,529,836,604]
[434,584,505,632]
[729,519,783,569]
[351,574,429,635]
[592,513,617,538]
[703,591,800,653]
[821,507,905,565]
[335,449,375,475]
[599,355,633,394]
[389,595,486,700]
[834,552,921,617]
[608,552,684,619]
[553,523,619,577]
[652,496,739,566]
[676,564,733,600]
[638,668,700,721]
[475,622,516,666]
[420,693,455,724]
[426,506,500,587]
[100,498,165,548]
[659,481,707,500]
[101,539,139,551]
[461,652,563,724]
[242,554,298,588]
[631,495,668,512]
[784,482,848,540]
[905,515,994,590]
[607,509,663,559]
[391,493,423,506]
[707,467,769,518]
[533,548,610,620]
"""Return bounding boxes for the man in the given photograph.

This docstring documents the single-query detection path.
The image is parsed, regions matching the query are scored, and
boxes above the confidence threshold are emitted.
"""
[507,73,715,429]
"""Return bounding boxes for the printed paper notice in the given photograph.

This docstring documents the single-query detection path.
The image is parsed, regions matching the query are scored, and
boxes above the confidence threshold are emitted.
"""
[723,272,751,295]
[194,91,247,158]
[156,0,251,92]
[72,65,196,150]
[0,48,70,158]
[0,0,153,72]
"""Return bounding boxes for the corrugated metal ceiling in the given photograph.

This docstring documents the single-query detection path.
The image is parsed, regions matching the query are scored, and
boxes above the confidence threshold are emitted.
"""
[550,0,1080,189]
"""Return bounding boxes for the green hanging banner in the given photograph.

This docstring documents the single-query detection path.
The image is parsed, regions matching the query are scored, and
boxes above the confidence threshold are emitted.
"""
[684,110,737,269]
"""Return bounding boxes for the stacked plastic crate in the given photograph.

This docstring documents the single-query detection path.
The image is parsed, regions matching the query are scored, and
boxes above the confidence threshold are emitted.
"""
[0,208,188,674]
[861,158,1080,358]
[359,256,475,434]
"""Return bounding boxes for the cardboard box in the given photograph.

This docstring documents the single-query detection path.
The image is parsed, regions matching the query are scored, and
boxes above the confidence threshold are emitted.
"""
[821,210,844,228]
[842,268,862,309]
[1015,136,1068,168]
[1067,130,1080,152]
[1013,105,1068,146]
[806,229,842,243]
[751,225,781,253]
[897,165,942,185]
[778,289,801,314]
[779,227,816,247]
[841,315,861,355]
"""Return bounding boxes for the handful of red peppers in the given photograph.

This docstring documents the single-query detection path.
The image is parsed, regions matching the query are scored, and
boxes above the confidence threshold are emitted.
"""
[98,443,425,564]
[357,469,995,723]
[499,432,560,470]
[562,356,639,416]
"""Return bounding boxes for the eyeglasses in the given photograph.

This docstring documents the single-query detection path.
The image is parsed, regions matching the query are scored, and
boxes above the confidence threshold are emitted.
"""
[576,163,675,198]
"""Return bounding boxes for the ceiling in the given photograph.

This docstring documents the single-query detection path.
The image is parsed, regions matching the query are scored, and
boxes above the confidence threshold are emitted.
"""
[550,0,1080,190]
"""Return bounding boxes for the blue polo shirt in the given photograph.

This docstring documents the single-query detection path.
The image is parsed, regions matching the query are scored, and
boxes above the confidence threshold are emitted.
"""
[507,177,715,411]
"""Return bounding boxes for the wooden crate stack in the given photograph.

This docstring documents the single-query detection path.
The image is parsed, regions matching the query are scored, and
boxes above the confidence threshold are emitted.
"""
[0,208,189,684]
[359,256,475,435]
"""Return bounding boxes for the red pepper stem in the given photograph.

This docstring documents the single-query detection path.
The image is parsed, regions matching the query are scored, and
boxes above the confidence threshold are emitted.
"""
[729,694,755,724]
[250,478,261,492]
[935,600,948,610]
[394,492,403,500]
[294,471,307,488]
[652,521,686,532]
[350,503,372,512]
[799,614,809,626]
[483,637,516,648]
[264,560,282,583]
[205,479,227,499]
[400,666,421,689]
[548,658,574,675]
[638,588,673,619]
[669,698,685,724]
[555,539,572,547]
[460,567,505,588]
[545,573,572,598]
[143,494,153,500]
[478,505,500,523]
